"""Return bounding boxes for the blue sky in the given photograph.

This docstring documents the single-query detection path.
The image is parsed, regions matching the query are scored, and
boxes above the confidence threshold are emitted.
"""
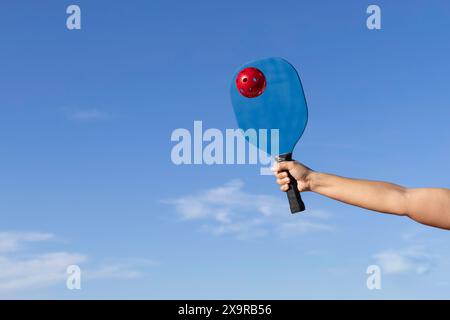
[0,0,449,299]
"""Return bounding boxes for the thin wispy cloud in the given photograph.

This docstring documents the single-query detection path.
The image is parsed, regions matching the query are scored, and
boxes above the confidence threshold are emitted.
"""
[276,220,334,238]
[374,246,435,275]
[0,232,54,253]
[165,179,334,240]
[0,252,87,292]
[0,231,154,294]
[63,107,110,121]
[84,259,158,280]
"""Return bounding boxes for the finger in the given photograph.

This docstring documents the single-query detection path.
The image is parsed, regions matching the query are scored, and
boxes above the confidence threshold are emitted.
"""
[280,185,289,192]
[271,163,280,174]
[273,161,294,173]
[276,172,288,179]
[276,177,290,185]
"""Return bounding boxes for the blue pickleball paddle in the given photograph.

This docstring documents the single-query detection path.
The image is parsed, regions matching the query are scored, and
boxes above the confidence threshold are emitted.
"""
[230,57,308,213]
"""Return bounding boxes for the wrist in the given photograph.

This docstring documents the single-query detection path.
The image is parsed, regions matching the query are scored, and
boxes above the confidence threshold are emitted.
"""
[306,171,320,192]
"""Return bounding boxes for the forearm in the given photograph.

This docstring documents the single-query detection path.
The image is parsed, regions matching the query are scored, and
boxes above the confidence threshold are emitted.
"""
[308,171,450,230]
[308,172,409,215]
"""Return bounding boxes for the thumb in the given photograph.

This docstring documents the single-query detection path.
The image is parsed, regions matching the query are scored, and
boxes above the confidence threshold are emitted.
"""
[272,161,294,173]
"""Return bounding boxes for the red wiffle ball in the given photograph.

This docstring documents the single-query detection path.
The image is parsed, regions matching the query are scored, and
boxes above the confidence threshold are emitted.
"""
[235,67,266,98]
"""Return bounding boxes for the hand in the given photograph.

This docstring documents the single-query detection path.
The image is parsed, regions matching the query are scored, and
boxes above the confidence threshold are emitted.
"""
[272,161,313,192]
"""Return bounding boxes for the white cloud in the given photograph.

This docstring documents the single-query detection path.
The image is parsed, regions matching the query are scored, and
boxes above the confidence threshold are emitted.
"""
[0,232,54,253]
[84,260,157,280]
[0,231,153,293]
[200,218,268,240]
[276,220,334,238]
[0,252,86,292]
[166,179,334,239]
[83,260,157,279]
[374,246,434,275]
[84,265,140,280]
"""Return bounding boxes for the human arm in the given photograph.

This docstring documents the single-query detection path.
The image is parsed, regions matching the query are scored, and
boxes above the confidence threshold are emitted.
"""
[273,161,450,230]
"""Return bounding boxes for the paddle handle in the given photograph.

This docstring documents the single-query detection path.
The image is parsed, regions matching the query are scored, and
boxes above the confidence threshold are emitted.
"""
[276,153,306,214]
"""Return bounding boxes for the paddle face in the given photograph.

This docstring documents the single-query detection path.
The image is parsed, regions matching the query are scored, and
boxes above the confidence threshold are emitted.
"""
[230,57,308,156]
